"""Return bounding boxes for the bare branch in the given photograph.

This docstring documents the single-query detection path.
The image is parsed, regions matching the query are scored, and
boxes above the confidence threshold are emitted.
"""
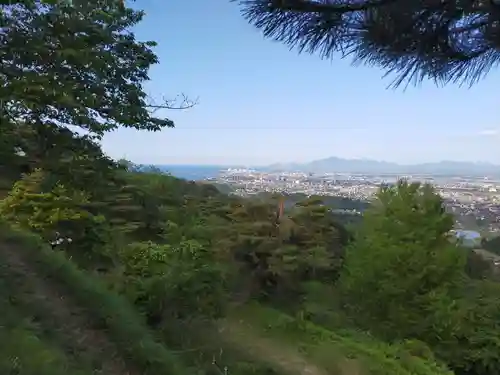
[164,93,199,110]
[145,93,199,114]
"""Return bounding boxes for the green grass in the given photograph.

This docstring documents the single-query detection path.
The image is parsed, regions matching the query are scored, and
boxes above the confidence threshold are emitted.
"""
[0,266,95,375]
[0,324,92,375]
[0,221,189,375]
[231,303,453,375]
[0,258,114,374]
[158,316,284,375]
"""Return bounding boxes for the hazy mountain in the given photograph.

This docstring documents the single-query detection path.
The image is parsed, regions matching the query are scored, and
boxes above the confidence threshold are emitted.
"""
[265,157,500,177]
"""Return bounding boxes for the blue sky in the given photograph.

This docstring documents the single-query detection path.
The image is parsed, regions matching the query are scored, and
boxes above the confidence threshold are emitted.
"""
[101,0,500,166]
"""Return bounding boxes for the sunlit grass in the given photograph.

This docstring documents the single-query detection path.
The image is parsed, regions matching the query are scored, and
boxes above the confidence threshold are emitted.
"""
[230,303,453,375]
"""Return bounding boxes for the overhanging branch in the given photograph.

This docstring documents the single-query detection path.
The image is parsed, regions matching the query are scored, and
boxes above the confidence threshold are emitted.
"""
[233,0,500,87]
[266,0,399,14]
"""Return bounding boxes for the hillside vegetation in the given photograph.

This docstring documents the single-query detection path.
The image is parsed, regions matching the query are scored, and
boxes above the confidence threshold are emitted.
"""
[0,215,452,375]
[2,2,500,375]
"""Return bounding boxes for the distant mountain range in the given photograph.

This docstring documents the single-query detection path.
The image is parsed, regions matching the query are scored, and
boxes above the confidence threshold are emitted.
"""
[264,157,500,177]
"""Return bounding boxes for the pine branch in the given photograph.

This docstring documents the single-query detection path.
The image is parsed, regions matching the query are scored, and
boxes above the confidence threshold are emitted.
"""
[233,0,500,87]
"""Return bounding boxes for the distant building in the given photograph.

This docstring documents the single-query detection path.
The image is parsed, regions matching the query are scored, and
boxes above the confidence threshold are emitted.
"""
[451,229,482,248]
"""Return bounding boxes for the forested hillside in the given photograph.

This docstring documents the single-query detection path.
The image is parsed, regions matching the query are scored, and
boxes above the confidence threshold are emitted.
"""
[2,1,500,375]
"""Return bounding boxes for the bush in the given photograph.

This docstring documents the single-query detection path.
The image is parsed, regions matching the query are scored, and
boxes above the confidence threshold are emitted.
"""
[115,239,229,322]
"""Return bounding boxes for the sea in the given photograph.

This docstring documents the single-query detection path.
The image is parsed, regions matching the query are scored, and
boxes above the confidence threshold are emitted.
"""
[155,164,227,180]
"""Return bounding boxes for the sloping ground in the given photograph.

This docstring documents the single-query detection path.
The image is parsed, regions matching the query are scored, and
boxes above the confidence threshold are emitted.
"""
[0,241,135,375]
[0,222,188,375]
[217,318,329,375]
[220,304,454,375]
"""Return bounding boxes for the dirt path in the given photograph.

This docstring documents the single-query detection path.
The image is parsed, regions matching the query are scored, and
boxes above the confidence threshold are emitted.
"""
[0,242,138,375]
[216,318,330,375]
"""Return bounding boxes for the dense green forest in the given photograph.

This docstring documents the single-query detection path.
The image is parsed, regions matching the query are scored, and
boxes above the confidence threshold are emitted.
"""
[2,1,500,375]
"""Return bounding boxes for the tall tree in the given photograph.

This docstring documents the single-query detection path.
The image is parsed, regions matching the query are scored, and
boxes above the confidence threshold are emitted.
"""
[0,0,180,151]
[234,0,500,87]
[339,180,466,337]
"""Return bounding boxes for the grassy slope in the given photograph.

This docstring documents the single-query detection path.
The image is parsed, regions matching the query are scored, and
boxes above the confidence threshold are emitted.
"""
[219,304,453,375]
[160,302,453,375]
[0,222,188,375]
[0,243,131,375]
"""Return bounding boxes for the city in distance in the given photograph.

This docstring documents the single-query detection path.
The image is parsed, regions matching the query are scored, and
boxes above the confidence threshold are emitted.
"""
[157,156,500,241]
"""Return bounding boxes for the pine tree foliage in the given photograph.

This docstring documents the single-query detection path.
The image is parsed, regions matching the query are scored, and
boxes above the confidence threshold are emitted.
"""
[233,0,500,87]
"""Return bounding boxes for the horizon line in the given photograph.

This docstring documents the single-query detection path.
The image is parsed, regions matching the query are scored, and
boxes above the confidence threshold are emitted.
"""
[141,158,500,167]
